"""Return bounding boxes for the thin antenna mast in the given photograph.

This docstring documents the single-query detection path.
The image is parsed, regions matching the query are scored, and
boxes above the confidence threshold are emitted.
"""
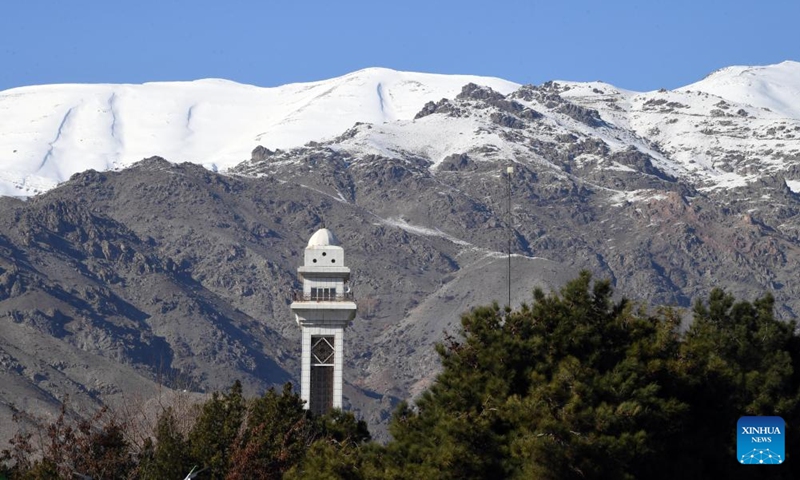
[506,165,513,310]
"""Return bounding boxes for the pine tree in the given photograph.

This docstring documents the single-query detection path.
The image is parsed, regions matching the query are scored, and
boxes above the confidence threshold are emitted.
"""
[377,272,800,479]
[674,289,800,479]
[286,409,372,480]
[188,380,246,479]
[226,383,312,480]
[139,407,192,480]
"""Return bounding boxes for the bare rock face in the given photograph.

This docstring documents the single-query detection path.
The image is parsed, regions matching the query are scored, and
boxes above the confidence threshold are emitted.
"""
[2,74,800,442]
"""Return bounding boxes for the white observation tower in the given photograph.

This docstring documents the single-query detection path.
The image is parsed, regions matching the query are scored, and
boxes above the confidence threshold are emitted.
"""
[290,228,357,414]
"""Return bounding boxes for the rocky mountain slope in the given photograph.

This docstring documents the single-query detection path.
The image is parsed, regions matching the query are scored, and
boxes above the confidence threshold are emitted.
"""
[1,62,800,441]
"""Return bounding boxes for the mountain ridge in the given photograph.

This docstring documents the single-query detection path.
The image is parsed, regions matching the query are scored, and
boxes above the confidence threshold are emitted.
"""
[2,62,799,198]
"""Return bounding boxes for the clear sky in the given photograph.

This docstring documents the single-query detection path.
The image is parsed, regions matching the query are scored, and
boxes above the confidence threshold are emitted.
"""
[1,0,798,93]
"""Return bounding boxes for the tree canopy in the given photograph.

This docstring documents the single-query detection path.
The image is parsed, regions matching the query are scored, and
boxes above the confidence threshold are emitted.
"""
[369,272,800,479]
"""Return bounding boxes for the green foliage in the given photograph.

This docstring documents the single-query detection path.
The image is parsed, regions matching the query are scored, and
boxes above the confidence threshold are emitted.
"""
[139,407,191,480]
[226,383,312,480]
[685,289,798,415]
[14,459,58,480]
[72,416,133,479]
[188,380,246,479]
[375,272,800,479]
[286,409,373,480]
[674,289,800,478]
[380,272,674,478]
[312,408,371,446]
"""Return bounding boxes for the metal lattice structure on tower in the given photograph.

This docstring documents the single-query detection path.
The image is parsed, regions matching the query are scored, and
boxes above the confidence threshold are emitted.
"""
[290,228,357,414]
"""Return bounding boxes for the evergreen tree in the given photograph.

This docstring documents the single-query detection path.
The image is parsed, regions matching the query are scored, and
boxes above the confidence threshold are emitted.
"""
[376,273,800,479]
[188,380,246,479]
[71,414,133,479]
[675,289,800,479]
[286,409,372,480]
[226,383,312,480]
[139,407,192,480]
[381,272,681,479]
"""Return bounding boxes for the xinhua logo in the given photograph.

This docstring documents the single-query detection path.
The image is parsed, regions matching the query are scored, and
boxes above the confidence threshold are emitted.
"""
[737,416,785,465]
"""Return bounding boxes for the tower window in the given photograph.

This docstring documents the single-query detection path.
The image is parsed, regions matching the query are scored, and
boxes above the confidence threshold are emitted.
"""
[310,366,333,415]
[311,287,337,300]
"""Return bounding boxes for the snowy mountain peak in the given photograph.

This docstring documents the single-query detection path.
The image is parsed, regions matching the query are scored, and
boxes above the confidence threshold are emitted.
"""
[681,61,800,119]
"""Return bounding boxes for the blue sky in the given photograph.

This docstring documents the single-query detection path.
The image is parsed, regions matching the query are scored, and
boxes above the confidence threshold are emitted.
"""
[1,0,797,92]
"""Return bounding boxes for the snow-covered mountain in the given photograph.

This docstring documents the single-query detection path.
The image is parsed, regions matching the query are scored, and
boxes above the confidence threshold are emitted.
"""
[561,61,800,190]
[2,62,799,198]
[0,68,517,196]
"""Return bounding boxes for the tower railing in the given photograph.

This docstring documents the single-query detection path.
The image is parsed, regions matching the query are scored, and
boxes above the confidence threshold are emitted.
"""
[292,291,355,302]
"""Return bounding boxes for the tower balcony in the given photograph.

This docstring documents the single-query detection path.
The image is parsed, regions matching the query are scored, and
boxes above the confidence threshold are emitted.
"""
[291,289,357,328]
[292,290,355,302]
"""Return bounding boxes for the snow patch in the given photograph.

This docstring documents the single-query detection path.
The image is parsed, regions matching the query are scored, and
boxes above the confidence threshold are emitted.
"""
[683,61,800,119]
[383,217,472,246]
[610,189,669,206]
[786,180,800,193]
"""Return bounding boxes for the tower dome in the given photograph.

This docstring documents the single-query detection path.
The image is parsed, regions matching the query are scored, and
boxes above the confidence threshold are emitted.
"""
[307,228,340,247]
